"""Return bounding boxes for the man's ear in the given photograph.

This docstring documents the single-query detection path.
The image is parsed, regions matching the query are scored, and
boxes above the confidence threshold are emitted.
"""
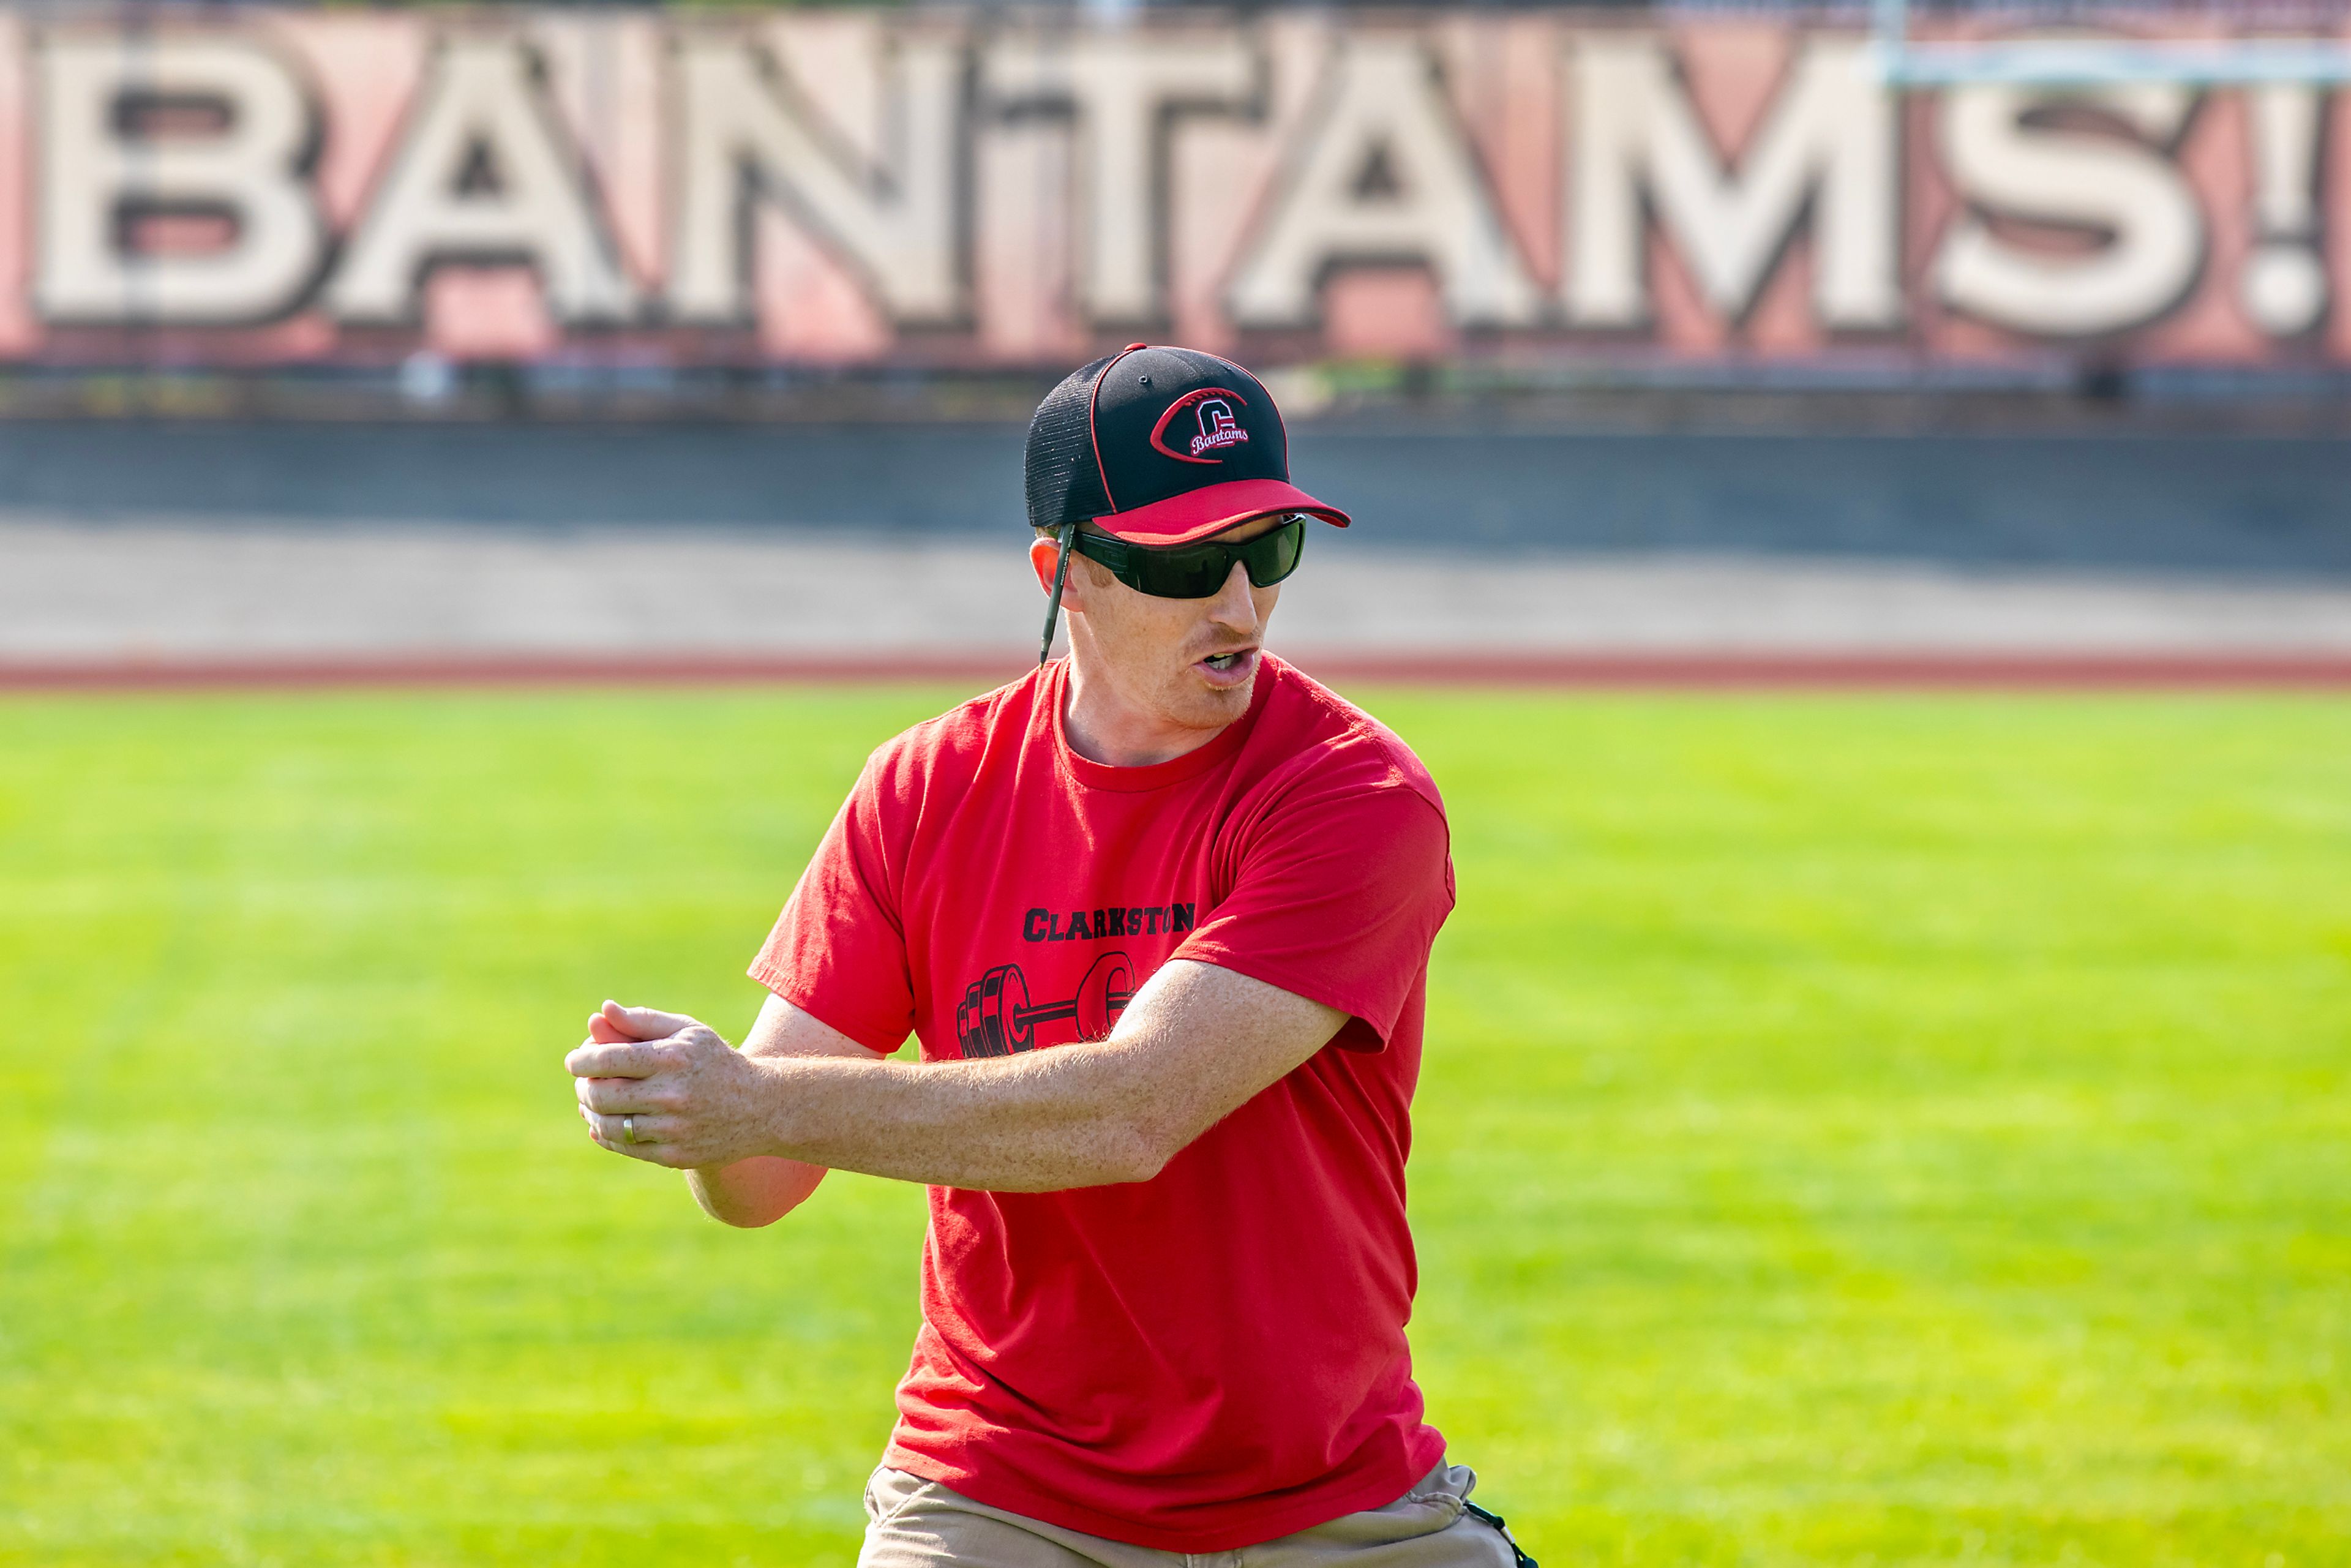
[1028,535,1086,612]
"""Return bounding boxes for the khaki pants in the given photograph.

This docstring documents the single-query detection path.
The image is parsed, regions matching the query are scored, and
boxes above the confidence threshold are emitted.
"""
[857,1461,1522,1568]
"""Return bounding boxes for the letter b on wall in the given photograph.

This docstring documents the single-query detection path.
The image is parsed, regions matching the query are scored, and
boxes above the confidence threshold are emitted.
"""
[38,34,325,323]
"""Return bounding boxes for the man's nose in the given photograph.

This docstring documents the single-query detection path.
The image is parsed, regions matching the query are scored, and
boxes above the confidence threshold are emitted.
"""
[1205,561,1259,631]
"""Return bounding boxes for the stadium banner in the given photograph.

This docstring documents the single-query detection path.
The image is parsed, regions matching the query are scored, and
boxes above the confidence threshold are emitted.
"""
[7,7,2349,372]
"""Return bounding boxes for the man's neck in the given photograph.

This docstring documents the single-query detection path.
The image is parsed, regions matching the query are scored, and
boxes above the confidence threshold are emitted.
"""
[1060,655,1234,770]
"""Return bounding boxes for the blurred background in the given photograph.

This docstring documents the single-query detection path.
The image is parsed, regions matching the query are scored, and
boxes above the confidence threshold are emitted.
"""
[3,1,2347,1564]
[2,0,2349,677]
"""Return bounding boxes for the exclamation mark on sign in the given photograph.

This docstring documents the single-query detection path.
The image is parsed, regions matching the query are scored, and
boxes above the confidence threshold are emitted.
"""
[2241,85,2330,337]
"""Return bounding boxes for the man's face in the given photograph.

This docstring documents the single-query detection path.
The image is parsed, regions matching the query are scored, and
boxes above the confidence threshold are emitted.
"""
[1027,512,1288,737]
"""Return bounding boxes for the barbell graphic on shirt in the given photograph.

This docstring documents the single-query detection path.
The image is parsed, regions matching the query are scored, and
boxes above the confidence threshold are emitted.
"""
[954,951,1138,1057]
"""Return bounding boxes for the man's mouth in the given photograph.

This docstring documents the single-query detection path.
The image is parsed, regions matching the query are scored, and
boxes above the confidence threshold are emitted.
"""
[1194,647,1259,685]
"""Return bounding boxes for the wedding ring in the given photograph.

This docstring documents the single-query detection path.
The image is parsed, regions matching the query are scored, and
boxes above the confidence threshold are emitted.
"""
[622,1115,639,1144]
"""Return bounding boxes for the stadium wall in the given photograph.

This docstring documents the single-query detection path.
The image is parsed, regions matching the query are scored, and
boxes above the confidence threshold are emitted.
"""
[9,6,2350,376]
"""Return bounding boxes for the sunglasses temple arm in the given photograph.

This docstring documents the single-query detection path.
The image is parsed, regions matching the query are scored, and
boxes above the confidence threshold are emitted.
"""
[1038,522,1077,667]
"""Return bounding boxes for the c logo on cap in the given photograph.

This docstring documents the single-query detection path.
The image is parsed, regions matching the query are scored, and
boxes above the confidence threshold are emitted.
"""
[1149,387,1253,465]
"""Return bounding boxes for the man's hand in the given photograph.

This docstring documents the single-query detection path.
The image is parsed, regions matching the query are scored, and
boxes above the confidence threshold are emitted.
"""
[568,1002,779,1171]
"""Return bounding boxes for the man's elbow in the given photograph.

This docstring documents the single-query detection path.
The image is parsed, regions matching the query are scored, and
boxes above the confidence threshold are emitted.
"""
[693,1188,790,1228]
[687,1160,819,1227]
[1105,1116,1189,1185]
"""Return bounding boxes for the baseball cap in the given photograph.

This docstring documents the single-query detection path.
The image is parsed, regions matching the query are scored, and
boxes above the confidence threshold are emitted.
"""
[1024,343,1352,545]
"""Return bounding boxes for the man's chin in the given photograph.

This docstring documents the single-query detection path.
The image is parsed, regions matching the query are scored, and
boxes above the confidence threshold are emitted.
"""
[1166,666,1254,727]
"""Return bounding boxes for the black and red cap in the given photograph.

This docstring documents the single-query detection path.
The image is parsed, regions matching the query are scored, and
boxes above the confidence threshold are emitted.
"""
[1024,343,1351,545]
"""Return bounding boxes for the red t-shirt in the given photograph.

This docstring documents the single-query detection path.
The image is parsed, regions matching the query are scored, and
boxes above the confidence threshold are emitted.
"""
[749,654,1455,1551]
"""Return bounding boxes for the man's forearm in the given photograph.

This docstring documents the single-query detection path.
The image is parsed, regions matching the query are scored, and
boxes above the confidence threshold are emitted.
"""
[754,1045,1168,1191]
[734,961,1344,1191]
[573,964,1343,1193]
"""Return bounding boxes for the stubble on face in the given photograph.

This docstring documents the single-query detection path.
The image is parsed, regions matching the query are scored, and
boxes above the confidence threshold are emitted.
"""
[1073,514,1288,740]
[1076,552,1278,737]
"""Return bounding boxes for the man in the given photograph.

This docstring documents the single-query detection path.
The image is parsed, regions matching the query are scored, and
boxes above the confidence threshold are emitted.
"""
[568,345,1530,1567]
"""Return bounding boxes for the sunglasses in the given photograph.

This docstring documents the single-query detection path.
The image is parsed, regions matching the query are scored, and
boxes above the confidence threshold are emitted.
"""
[1038,514,1308,666]
[1073,514,1308,599]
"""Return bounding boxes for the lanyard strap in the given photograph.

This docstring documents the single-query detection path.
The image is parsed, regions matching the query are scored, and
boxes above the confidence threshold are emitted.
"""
[1037,521,1077,667]
[1462,1499,1539,1567]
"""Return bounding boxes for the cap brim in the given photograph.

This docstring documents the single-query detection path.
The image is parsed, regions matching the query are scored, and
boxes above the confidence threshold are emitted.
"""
[1093,478,1351,546]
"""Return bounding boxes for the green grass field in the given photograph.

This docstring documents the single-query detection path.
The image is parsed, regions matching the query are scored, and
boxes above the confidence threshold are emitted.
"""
[3,688,2346,1566]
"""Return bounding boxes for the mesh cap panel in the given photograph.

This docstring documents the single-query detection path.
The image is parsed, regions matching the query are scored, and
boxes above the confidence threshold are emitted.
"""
[1023,355,1114,532]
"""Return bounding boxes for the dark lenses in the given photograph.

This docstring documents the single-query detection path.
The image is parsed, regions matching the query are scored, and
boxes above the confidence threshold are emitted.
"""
[1079,515,1308,599]
[1240,514,1307,587]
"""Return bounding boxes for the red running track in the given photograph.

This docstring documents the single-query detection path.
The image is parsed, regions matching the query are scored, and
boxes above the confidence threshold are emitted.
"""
[4,651,2351,691]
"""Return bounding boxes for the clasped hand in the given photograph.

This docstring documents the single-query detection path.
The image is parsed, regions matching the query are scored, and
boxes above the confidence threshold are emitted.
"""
[568,1002,778,1170]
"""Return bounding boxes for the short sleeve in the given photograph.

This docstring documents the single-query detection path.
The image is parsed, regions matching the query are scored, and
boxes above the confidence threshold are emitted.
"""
[748,757,917,1056]
[1175,782,1453,1049]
